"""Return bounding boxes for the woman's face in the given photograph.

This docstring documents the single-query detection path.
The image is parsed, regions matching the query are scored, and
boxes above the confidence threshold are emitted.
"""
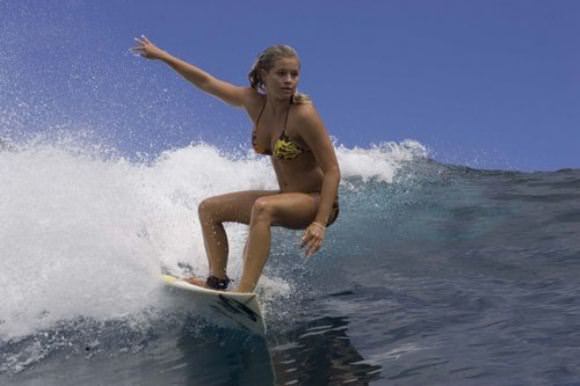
[262,57,300,99]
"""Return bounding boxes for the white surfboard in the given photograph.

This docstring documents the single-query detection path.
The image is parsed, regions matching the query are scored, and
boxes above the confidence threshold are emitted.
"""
[161,274,266,335]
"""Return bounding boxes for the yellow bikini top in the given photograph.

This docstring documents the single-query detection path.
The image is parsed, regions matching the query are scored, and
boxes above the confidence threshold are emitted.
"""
[252,99,310,161]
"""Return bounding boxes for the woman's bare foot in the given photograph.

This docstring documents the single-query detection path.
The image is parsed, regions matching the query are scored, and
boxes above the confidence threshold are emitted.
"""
[183,275,231,291]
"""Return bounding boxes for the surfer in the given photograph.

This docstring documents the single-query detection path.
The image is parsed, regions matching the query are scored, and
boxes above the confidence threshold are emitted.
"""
[132,36,340,292]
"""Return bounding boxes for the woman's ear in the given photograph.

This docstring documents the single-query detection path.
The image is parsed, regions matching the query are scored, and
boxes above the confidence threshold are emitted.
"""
[259,68,268,85]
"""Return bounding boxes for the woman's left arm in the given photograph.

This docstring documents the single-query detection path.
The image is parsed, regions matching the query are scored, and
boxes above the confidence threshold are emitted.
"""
[298,104,341,257]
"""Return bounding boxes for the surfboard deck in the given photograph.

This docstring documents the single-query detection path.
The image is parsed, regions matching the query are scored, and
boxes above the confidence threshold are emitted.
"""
[161,274,266,335]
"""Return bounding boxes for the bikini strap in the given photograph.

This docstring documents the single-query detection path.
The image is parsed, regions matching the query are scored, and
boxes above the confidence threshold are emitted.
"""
[256,98,267,127]
[284,99,291,129]
[280,99,292,137]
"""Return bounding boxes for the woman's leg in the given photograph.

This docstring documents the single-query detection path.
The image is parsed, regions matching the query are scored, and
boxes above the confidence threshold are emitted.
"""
[237,192,321,292]
[197,190,278,281]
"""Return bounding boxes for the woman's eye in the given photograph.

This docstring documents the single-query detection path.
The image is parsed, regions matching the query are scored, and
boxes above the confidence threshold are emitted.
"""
[276,70,298,78]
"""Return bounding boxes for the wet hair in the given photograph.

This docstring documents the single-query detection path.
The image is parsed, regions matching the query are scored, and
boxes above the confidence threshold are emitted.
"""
[248,45,311,104]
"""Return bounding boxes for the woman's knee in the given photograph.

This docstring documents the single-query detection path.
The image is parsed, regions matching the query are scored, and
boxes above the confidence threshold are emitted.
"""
[251,197,275,222]
[198,197,220,222]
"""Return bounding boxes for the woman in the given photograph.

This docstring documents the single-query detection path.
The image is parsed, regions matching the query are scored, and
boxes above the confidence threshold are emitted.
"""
[132,36,340,293]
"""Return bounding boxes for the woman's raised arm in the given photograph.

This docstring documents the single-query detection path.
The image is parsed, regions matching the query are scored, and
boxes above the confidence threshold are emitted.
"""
[132,36,252,107]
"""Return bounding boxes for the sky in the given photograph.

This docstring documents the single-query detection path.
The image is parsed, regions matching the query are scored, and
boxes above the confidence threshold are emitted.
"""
[1,0,579,171]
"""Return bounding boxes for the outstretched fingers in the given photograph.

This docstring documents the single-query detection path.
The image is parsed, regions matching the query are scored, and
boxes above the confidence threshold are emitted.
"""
[140,34,151,44]
[130,37,145,54]
[130,35,156,57]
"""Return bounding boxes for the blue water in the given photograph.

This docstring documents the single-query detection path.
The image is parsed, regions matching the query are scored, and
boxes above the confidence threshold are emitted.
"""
[1,141,580,385]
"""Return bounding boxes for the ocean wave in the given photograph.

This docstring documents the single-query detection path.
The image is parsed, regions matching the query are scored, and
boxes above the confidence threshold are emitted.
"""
[0,137,426,341]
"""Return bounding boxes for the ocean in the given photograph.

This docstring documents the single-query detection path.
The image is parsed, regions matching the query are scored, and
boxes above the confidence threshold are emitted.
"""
[1,139,579,385]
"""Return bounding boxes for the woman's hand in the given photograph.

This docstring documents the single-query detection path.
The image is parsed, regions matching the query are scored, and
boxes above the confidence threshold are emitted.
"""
[301,222,326,258]
[131,35,166,60]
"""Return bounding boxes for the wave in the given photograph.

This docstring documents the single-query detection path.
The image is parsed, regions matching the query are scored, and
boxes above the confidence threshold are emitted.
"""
[0,137,427,343]
[3,136,580,377]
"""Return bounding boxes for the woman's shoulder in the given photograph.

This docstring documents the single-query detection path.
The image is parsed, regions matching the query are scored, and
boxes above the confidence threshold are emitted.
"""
[292,101,321,125]
[240,87,263,104]
[290,101,327,142]
[243,89,266,118]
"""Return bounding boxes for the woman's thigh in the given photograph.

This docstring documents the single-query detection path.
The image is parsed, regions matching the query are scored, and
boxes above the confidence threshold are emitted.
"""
[199,190,279,225]
[254,192,320,230]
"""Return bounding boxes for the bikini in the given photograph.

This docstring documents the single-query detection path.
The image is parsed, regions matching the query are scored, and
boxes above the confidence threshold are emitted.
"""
[251,98,340,227]
[252,99,307,161]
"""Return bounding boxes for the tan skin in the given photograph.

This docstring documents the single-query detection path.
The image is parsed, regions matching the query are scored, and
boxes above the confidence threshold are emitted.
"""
[132,36,340,292]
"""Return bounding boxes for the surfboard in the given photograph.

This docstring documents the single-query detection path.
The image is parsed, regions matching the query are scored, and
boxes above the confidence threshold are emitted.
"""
[161,274,266,335]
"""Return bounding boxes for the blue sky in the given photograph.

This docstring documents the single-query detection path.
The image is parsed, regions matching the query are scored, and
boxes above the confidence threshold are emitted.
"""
[1,0,578,171]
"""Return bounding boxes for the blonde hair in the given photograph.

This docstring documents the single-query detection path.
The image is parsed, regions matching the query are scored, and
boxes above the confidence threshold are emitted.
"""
[248,45,311,104]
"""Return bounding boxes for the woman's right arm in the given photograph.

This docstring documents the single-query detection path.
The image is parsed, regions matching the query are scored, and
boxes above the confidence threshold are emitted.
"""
[132,36,252,108]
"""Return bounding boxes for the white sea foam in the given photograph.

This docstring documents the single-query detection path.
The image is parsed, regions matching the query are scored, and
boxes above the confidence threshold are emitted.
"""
[0,138,426,339]
[337,139,428,183]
